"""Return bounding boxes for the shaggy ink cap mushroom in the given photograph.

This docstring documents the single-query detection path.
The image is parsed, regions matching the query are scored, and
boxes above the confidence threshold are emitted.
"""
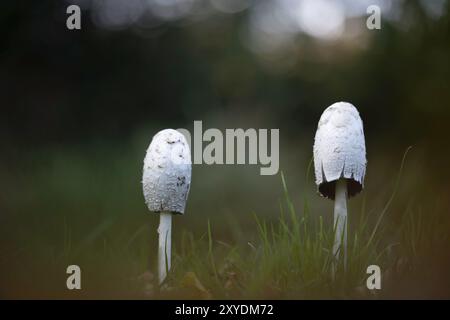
[313,102,366,200]
[142,129,192,214]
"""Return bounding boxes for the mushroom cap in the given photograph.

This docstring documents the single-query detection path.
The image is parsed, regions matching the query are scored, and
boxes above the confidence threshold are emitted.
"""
[142,129,192,214]
[313,102,366,200]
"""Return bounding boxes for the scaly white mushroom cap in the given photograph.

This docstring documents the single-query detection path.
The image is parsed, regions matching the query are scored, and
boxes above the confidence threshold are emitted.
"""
[313,102,366,200]
[142,129,192,214]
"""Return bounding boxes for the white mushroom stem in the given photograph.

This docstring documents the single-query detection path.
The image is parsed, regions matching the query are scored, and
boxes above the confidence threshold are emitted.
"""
[158,212,172,284]
[333,179,347,274]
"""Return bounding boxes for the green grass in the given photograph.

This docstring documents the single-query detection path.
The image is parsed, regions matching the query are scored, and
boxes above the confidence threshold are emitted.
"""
[1,144,449,299]
[166,180,380,299]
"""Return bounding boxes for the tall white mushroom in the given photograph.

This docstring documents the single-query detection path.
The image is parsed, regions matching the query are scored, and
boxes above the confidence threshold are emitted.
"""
[142,129,192,284]
[313,102,366,273]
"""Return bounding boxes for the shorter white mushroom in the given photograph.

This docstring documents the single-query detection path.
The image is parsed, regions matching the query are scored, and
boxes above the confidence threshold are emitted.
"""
[142,129,192,284]
[313,102,366,273]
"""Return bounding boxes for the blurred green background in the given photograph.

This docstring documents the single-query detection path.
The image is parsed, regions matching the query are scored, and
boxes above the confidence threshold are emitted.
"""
[1,0,449,298]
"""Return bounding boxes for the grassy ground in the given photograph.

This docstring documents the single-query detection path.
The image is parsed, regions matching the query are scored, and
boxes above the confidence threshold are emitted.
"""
[1,142,449,299]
